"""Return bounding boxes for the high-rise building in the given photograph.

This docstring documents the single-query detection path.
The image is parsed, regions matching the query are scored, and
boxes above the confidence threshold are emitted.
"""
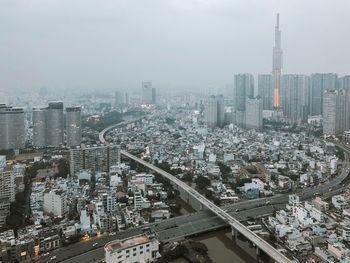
[258,74,274,110]
[203,95,225,128]
[216,95,225,127]
[0,165,15,228]
[70,144,121,175]
[280,75,310,124]
[338,76,350,91]
[114,91,123,107]
[323,90,346,135]
[32,107,47,148]
[272,13,283,109]
[310,73,338,116]
[152,88,157,104]
[234,74,254,111]
[66,107,82,147]
[246,98,263,130]
[204,96,217,127]
[46,102,64,147]
[142,81,153,104]
[0,105,25,150]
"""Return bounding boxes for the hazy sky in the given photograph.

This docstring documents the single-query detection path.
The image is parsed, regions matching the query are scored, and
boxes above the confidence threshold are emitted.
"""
[1,0,349,92]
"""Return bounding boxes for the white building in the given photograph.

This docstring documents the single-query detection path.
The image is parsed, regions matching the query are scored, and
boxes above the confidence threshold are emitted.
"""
[43,190,67,217]
[104,232,159,263]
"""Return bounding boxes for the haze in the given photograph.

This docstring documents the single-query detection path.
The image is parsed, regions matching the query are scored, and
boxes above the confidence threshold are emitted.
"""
[1,0,349,92]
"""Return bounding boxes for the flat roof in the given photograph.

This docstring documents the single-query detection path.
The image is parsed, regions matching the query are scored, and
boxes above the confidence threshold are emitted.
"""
[105,234,151,253]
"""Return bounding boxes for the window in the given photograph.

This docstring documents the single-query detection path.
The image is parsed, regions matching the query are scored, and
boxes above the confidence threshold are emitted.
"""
[133,248,136,251]
[146,244,150,247]
[133,253,136,256]
[140,251,143,254]
[146,249,150,252]
[140,245,143,249]
[126,250,129,253]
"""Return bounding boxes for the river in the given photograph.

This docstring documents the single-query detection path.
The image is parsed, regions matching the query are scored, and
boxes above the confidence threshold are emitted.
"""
[169,229,257,263]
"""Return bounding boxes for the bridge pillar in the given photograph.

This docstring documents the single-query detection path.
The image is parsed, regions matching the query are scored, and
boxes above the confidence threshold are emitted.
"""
[231,227,238,242]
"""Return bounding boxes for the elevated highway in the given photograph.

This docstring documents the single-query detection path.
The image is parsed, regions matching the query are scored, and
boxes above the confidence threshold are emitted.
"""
[121,150,293,263]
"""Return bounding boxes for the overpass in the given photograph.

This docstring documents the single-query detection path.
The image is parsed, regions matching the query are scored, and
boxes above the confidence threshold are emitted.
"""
[121,150,293,263]
[100,120,350,263]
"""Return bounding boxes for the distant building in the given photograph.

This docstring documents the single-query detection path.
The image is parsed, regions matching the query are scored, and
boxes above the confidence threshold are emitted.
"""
[32,107,47,148]
[272,13,283,109]
[310,73,338,116]
[246,97,263,130]
[323,90,342,135]
[46,102,64,147]
[258,74,274,110]
[142,81,155,104]
[203,95,225,127]
[104,232,159,263]
[33,102,83,148]
[234,74,254,112]
[338,75,350,91]
[70,144,121,175]
[280,74,309,124]
[66,107,82,147]
[152,88,157,104]
[115,91,129,107]
[0,105,25,150]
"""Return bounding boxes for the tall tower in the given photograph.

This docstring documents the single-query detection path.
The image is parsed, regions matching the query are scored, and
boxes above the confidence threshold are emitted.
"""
[273,13,283,109]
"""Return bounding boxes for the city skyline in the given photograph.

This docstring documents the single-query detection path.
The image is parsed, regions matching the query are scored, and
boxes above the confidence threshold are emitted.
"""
[0,0,350,92]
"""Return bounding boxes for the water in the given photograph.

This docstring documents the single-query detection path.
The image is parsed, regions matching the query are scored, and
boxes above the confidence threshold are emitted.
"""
[195,229,257,263]
[169,229,257,263]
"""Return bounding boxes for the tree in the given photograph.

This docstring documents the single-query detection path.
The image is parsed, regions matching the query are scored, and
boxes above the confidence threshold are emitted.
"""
[195,176,210,190]
[55,158,70,178]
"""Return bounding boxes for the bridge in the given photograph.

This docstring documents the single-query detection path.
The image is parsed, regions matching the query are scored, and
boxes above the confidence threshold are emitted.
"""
[121,150,293,263]
[99,120,350,263]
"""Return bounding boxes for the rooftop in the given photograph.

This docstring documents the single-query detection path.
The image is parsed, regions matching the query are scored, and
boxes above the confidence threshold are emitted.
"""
[105,233,152,252]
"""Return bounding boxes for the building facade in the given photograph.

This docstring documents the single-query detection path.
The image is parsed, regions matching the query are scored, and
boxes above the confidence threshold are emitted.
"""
[258,74,274,110]
[66,107,82,147]
[70,144,121,175]
[46,102,64,147]
[0,105,25,150]
[104,232,159,263]
[246,98,263,130]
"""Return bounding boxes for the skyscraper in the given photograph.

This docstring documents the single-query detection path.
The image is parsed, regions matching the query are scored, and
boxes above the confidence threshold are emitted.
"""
[32,107,47,148]
[280,75,310,124]
[152,88,157,104]
[338,76,350,91]
[322,89,348,135]
[46,102,64,147]
[258,74,274,110]
[310,73,338,116]
[66,107,82,147]
[142,81,153,104]
[234,74,254,111]
[216,95,225,127]
[203,95,225,128]
[0,105,25,150]
[272,13,283,109]
[204,95,218,127]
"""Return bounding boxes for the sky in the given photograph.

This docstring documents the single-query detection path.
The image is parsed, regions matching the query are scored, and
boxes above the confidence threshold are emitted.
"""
[0,0,349,93]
